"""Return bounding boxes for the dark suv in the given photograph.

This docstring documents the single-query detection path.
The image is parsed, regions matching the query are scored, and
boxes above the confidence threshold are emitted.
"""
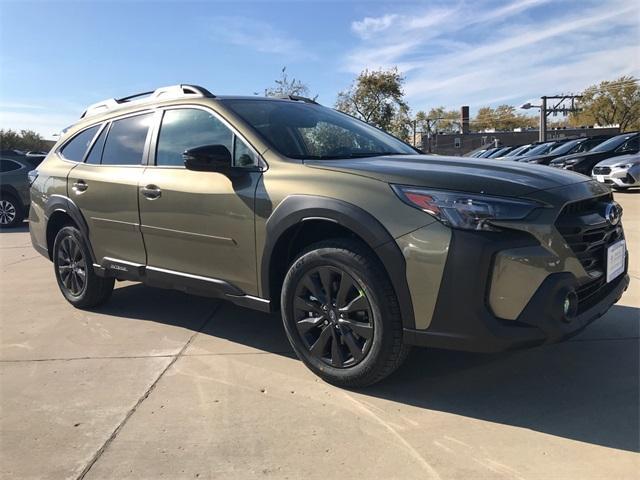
[550,132,639,174]
[29,85,630,386]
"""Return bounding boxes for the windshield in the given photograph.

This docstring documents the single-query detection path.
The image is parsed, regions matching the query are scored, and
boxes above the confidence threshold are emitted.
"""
[505,145,530,156]
[221,99,417,159]
[549,139,582,155]
[523,142,556,156]
[590,133,636,153]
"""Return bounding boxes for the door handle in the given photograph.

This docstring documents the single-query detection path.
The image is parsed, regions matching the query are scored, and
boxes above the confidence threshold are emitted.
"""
[141,184,161,199]
[72,180,88,193]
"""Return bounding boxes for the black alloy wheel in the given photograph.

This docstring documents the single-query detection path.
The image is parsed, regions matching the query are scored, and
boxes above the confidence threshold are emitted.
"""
[294,266,375,368]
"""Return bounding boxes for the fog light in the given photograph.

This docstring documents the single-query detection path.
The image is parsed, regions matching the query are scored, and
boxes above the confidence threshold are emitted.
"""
[562,291,578,322]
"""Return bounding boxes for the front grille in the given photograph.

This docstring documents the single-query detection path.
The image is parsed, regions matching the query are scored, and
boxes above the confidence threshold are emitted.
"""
[556,194,624,309]
[593,166,611,175]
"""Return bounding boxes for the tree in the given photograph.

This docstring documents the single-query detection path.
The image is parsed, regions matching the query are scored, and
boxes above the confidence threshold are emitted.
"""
[471,105,535,131]
[335,68,408,135]
[570,76,640,131]
[0,129,48,151]
[263,66,316,99]
[414,107,459,134]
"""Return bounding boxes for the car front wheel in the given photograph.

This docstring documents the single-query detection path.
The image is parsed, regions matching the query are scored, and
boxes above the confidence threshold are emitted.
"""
[281,239,410,387]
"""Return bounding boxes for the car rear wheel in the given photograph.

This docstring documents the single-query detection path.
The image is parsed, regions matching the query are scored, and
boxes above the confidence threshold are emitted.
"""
[0,195,24,228]
[53,226,114,308]
[281,239,410,387]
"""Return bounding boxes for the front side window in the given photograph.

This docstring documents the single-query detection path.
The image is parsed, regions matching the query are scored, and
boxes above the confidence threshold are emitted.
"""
[156,109,233,167]
[0,159,21,173]
[591,134,635,153]
[101,113,153,166]
[60,125,99,162]
[221,99,417,160]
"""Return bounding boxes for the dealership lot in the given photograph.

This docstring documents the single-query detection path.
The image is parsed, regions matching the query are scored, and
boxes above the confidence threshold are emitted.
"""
[0,192,638,480]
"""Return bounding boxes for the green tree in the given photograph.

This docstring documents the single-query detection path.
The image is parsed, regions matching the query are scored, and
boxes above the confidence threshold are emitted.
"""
[414,107,459,134]
[570,76,640,131]
[263,66,316,99]
[335,68,408,134]
[471,105,535,131]
[0,129,48,151]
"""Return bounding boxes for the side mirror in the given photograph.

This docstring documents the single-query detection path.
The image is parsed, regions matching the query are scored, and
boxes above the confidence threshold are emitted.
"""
[183,145,232,172]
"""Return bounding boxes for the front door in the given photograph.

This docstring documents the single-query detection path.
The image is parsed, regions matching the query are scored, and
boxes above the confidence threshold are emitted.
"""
[138,107,262,296]
[67,112,153,266]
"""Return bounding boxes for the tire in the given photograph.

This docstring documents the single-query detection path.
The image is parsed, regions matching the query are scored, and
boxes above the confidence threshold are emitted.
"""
[281,239,410,387]
[0,194,24,228]
[53,226,114,308]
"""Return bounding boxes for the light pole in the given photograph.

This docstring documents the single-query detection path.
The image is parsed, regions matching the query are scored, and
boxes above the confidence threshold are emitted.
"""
[521,97,547,142]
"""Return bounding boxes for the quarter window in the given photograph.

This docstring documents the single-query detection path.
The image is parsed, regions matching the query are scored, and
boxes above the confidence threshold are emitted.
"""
[101,113,153,166]
[60,125,99,162]
[156,108,233,167]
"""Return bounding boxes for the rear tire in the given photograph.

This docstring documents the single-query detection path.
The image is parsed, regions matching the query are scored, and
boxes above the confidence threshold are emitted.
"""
[281,239,410,387]
[53,226,114,308]
[0,194,24,228]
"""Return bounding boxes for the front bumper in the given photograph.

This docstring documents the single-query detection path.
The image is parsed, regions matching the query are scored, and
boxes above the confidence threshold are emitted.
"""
[403,229,630,353]
[592,166,640,188]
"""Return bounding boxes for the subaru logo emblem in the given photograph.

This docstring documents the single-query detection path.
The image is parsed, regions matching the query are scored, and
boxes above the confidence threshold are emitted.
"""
[605,202,622,226]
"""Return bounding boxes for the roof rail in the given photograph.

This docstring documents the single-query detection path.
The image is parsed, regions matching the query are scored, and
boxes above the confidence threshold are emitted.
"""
[80,84,215,119]
[275,94,319,105]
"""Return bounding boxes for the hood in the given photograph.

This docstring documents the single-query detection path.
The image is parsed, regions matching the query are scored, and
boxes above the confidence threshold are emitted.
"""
[305,154,591,197]
[550,150,611,164]
[594,153,640,167]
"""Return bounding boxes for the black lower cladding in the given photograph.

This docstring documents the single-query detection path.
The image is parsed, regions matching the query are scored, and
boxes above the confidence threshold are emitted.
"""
[404,229,629,352]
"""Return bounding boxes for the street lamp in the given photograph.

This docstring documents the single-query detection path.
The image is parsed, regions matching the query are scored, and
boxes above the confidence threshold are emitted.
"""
[520,97,547,142]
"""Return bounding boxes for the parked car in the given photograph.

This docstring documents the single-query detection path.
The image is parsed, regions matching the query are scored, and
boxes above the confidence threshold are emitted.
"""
[550,132,639,174]
[0,157,35,227]
[486,146,515,158]
[511,140,572,161]
[465,148,488,157]
[592,153,640,190]
[500,144,533,158]
[477,147,502,158]
[29,84,629,387]
[520,136,611,165]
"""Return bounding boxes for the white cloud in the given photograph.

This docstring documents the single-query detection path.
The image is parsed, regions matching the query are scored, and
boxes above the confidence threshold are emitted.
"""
[352,14,399,39]
[344,0,640,111]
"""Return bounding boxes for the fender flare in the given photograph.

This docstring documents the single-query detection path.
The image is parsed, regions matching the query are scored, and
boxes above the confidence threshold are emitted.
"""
[44,194,96,263]
[261,195,416,329]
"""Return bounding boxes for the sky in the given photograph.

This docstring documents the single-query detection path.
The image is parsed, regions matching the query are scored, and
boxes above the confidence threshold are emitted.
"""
[0,0,639,139]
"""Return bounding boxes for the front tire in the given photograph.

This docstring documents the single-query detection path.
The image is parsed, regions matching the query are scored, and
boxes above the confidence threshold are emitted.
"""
[281,239,410,387]
[53,226,114,308]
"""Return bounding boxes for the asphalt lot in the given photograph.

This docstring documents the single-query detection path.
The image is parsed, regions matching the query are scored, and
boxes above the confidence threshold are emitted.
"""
[0,192,638,480]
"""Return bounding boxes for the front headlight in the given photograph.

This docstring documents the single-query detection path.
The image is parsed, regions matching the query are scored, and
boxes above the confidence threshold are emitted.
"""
[564,158,581,165]
[391,185,543,231]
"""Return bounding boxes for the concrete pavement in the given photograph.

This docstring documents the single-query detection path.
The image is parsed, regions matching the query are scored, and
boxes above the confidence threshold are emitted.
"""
[1,192,638,479]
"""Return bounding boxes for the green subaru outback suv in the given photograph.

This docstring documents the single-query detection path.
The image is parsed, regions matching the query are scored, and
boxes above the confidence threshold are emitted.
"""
[29,85,629,386]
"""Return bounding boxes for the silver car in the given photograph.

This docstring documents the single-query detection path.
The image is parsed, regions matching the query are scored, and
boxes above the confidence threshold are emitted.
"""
[592,153,640,190]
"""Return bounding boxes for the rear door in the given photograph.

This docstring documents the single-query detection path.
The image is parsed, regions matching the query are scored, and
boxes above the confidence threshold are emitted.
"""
[67,112,153,266]
[138,106,263,295]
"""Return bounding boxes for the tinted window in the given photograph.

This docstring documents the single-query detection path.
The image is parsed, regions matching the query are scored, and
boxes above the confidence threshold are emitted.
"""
[85,126,108,164]
[0,159,21,172]
[156,109,233,167]
[591,134,636,153]
[60,126,99,162]
[101,114,152,165]
[549,139,581,155]
[617,136,639,152]
[222,99,416,160]
[233,137,258,167]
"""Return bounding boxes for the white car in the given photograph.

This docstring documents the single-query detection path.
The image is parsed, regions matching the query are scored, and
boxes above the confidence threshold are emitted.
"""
[592,153,640,190]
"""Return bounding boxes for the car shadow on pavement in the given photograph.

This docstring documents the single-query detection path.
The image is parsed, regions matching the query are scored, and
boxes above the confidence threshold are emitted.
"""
[1,223,29,233]
[101,284,639,453]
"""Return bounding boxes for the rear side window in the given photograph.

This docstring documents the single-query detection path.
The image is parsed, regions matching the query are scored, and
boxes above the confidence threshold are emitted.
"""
[101,113,153,165]
[85,126,108,164]
[0,159,22,172]
[156,108,233,167]
[60,126,99,162]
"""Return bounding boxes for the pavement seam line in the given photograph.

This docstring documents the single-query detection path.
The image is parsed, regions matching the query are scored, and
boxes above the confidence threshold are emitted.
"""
[75,302,221,480]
